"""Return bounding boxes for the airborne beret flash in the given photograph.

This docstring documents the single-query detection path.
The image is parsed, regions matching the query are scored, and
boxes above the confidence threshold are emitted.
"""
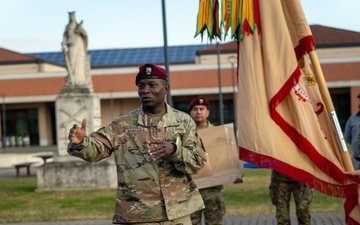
[188,97,210,111]
[136,63,168,86]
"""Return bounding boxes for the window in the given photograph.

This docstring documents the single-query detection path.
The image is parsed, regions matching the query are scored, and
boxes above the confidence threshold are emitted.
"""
[3,109,38,146]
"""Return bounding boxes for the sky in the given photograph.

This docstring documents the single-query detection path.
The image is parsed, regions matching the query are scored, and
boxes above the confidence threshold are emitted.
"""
[1,0,360,53]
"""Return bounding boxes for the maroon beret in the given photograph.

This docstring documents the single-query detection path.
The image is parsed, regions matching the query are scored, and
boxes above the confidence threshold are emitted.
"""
[188,97,210,111]
[136,63,168,86]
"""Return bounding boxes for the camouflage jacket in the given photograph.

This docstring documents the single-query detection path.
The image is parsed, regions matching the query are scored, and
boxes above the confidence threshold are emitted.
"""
[68,103,207,223]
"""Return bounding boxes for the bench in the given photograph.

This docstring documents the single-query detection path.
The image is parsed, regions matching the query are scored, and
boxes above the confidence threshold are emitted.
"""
[34,153,54,164]
[13,162,37,177]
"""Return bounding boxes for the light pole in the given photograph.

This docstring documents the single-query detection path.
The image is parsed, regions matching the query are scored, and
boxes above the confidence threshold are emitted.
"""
[109,91,114,120]
[217,43,224,125]
[161,0,173,106]
[227,56,238,141]
[1,94,6,152]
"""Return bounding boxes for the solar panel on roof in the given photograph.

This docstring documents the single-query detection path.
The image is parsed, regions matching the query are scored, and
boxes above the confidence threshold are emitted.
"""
[29,44,213,67]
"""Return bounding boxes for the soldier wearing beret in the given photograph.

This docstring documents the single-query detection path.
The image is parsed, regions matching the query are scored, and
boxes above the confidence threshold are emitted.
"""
[67,63,207,224]
[188,97,243,225]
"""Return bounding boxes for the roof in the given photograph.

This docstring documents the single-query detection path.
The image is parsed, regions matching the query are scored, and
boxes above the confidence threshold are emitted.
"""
[0,48,43,64]
[4,25,360,68]
[197,25,360,54]
[29,44,213,68]
[310,25,360,47]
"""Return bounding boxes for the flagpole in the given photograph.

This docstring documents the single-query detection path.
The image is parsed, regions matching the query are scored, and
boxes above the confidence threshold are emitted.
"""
[308,51,354,172]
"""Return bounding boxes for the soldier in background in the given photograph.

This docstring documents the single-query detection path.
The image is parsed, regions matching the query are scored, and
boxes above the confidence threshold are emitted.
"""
[188,97,243,225]
[67,63,207,224]
[345,126,360,179]
[344,93,360,170]
[269,170,314,225]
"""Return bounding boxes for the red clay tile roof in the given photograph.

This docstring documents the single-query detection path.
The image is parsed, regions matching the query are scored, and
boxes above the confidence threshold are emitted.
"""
[196,42,237,55]
[197,25,360,54]
[0,48,42,63]
[311,24,360,46]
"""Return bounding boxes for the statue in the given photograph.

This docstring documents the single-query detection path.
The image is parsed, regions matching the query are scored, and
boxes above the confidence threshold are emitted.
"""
[61,11,88,86]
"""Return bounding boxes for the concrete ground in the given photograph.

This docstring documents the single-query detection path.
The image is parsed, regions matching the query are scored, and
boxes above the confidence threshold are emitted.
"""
[0,212,345,225]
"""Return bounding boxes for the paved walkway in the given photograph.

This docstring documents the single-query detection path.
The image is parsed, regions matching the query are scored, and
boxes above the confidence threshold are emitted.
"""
[1,212,345,225]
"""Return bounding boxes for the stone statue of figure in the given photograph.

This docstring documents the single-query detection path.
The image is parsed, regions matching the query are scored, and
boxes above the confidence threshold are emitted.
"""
[61,11,88,86]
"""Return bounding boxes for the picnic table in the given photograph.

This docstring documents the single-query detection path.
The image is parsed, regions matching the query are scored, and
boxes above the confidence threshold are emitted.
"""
[34,153,54,164]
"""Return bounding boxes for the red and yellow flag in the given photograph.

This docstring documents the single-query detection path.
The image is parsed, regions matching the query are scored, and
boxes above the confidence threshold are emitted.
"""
[195,0,360,224]
[236,0,360,224]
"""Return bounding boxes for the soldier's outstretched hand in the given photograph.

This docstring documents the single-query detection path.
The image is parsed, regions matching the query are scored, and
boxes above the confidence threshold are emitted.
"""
[69,119,87,144]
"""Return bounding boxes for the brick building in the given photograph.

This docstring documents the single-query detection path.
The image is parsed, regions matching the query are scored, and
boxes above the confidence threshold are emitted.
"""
[0,25,359,147]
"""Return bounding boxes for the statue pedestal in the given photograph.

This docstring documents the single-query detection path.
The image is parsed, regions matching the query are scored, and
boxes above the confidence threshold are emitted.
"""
[36,87,116,191]
[55,90,101,156]
[36,157,117,191]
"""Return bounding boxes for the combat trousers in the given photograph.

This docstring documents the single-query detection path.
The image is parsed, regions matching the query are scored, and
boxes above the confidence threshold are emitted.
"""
[269,180,313,225]
[191,186,225,225]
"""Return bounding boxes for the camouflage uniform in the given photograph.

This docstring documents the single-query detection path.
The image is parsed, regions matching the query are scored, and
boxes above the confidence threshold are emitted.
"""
[191,122,225,225]
[68,103,207,224]
[357,122,360,170]
[269,170,313,225]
